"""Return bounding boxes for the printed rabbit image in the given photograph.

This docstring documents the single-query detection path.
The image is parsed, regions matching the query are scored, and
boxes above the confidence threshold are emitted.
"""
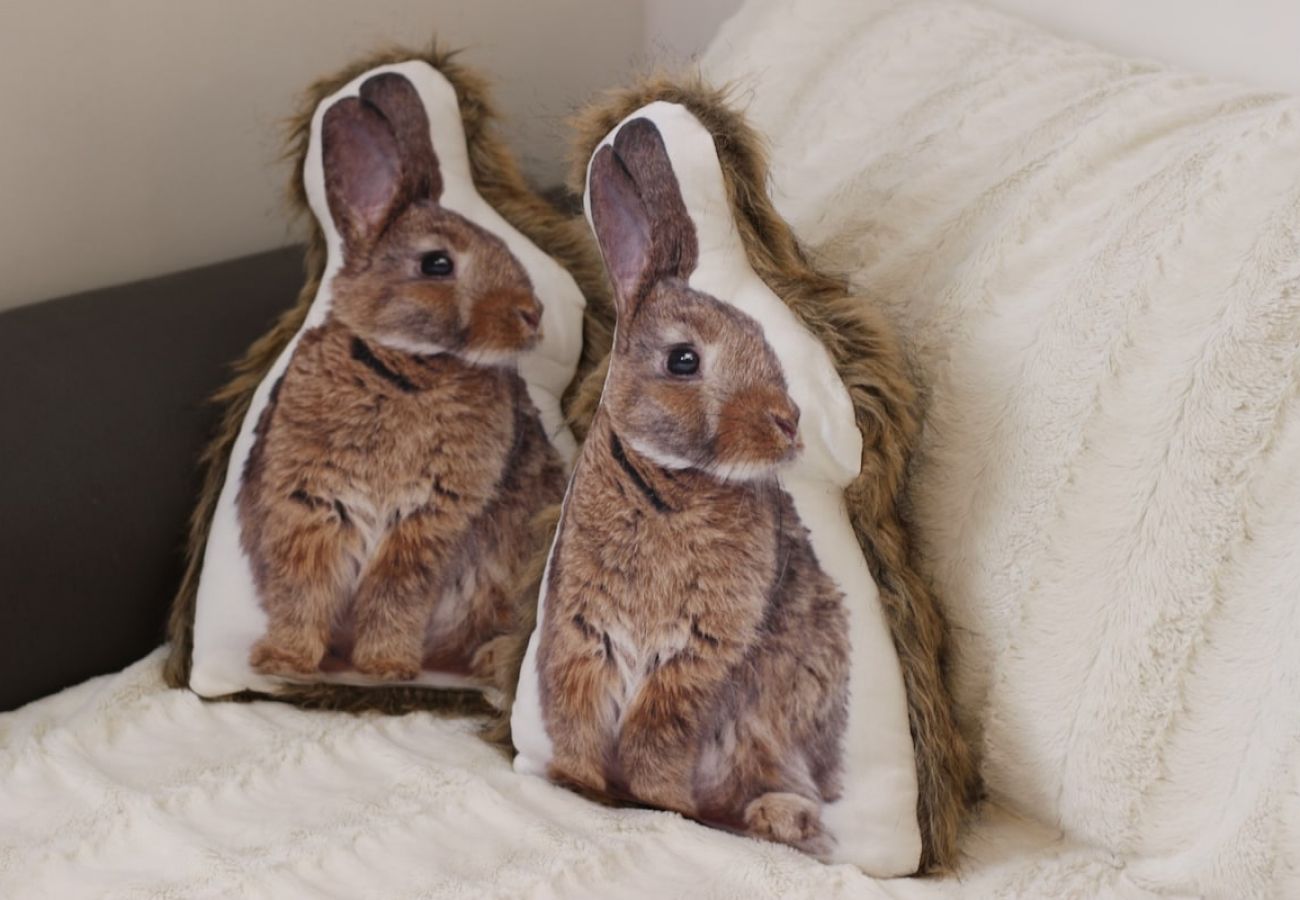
[238,71,565,683]
[534,118,851,856]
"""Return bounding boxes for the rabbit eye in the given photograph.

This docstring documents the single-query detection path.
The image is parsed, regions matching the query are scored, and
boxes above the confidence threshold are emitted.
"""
[420,250,454,277]
[666,345,700,376]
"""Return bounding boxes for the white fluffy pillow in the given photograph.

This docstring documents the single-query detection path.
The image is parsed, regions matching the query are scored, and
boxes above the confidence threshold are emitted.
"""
[704,1,1300,896]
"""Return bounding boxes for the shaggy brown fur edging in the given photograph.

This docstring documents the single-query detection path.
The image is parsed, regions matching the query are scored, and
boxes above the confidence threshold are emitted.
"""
[162,40,614,716]
[486,76,978,874]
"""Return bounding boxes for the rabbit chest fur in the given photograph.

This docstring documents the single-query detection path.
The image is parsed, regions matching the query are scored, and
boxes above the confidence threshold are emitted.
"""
[240,315,565,682]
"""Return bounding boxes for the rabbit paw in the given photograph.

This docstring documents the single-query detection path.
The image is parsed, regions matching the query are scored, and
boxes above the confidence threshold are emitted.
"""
[548,756,609,798]
[249,637,322,677]
[469,634,512,681]
[351,641,421,682]
[743,792,829,855]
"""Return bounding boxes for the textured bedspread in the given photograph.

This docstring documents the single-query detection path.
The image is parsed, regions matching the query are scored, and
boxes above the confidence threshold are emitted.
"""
[2,651,1143,899]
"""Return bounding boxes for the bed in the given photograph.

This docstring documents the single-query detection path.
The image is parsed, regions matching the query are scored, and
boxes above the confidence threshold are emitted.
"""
[4,1,1298,896]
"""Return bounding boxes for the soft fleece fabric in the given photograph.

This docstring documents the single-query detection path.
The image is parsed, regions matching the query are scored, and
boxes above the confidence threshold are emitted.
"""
[706,0,1300,896]
[2,1,1297,896]
[0,650,1135,899]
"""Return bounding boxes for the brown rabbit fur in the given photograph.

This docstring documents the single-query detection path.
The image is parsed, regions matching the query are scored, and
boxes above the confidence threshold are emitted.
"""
[533,118,852,857]
[163,42,614,715]
[238,70,568,686]
[491,78,978,873]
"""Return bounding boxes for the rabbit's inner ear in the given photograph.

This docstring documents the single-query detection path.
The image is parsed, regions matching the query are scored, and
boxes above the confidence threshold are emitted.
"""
[612,118,699,282]
[590,144,653,318]
[359,72,443,202]
[322,98,405,248]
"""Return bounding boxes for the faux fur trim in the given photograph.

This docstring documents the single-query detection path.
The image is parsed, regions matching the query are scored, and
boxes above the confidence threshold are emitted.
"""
[488,76,978,873]
[162,40,614,717]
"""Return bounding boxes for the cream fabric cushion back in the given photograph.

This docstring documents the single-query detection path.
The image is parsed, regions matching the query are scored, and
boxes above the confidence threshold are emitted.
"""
[704,2,1300,894]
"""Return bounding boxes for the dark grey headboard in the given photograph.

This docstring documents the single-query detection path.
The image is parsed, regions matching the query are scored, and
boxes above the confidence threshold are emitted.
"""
[0,247,303,711]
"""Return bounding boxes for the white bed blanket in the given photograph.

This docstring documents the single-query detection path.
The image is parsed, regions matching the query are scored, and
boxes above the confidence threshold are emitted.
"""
[4,1,1299,897]
[2,651,1149,899]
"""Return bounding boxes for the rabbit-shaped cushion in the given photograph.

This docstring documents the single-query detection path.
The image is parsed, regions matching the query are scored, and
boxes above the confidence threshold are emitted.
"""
[184,59,587,705]
[509,100,931,875]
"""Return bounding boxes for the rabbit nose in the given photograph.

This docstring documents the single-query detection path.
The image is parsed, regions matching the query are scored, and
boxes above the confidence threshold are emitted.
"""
[771,404,801,443]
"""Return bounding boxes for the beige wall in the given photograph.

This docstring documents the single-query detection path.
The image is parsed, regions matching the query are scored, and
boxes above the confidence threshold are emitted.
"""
[0,0,643,310]
[8,1,1296,312]
[644,0,743,65]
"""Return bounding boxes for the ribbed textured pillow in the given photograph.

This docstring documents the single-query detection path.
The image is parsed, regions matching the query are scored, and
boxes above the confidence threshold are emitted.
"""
[705,1,1300,895]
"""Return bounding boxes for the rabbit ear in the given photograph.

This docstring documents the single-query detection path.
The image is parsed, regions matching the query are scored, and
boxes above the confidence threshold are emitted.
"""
[589,144,653,317]
[589,117,698,318]
[322,97,405,249]
[359,72,443,202]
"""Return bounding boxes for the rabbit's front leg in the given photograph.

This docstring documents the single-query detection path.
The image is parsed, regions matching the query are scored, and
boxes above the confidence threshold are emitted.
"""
[542,616,623,795]
[463,578,513,679]
[349,506,458,681]
[743,791,829,856]
[250,496,361,677]
[616,657,732,816]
